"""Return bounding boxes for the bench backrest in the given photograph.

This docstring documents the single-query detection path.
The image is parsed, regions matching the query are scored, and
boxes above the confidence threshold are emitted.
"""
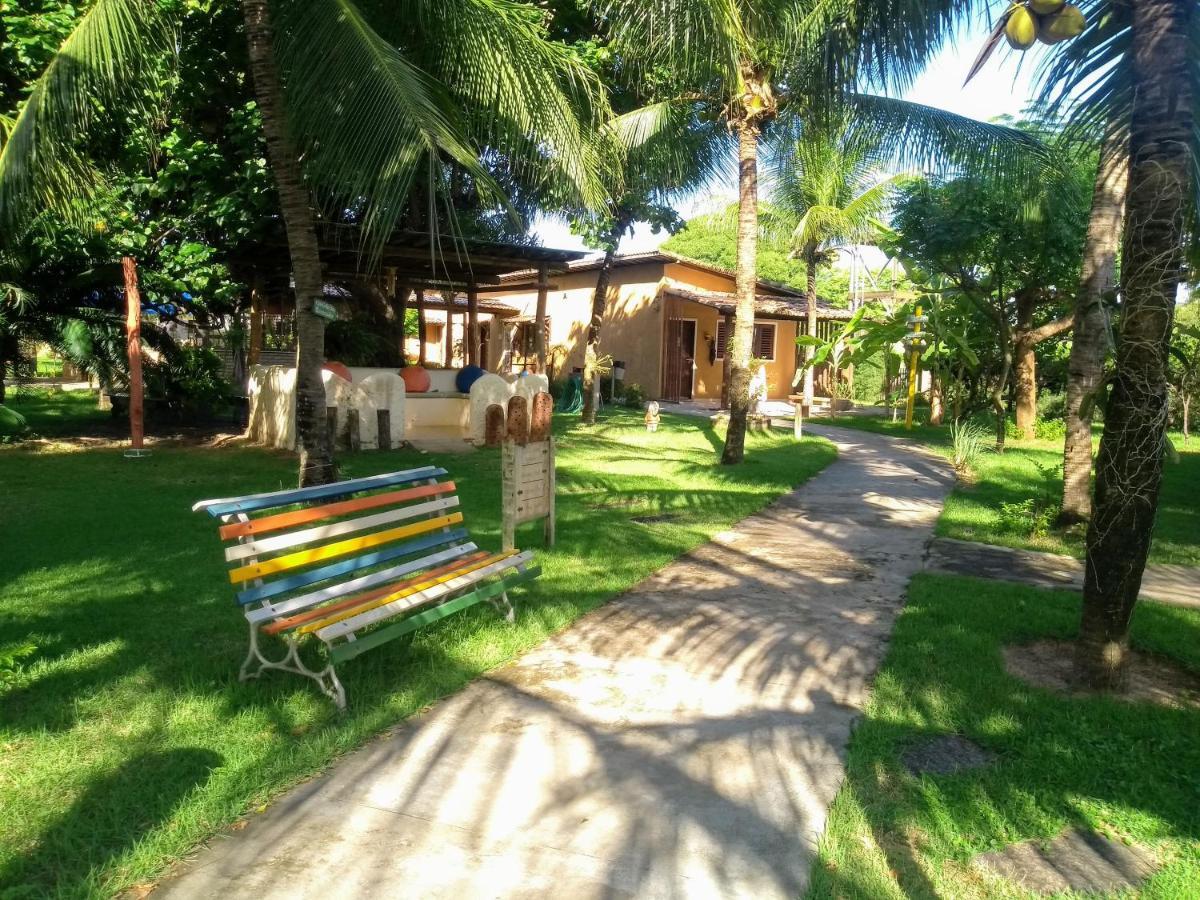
[194,466,477,626]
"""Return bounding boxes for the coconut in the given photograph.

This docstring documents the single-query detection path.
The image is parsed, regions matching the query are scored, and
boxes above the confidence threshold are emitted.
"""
[1029,0,1065,14]
[1038,4,1086,43]
[1005,6,1038,50]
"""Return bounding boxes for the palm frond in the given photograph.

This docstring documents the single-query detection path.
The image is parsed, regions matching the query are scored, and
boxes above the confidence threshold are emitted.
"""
[272,0,503,263]
[0,0,175,236]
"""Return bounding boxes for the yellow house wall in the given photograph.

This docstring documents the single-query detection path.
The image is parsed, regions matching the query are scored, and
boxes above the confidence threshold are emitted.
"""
[493,259,804,401]
[680,301,800,401]
[491,262,666,397]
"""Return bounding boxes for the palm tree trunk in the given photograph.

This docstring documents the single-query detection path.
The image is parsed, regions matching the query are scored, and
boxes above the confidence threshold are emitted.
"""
[1077,0,1193,690]
[241,0,334,486]
[1061,134,1127,523]
[803,255,817,410]
[721,122,759,465]
[582,230,622,425]
[1013,291,1038,440]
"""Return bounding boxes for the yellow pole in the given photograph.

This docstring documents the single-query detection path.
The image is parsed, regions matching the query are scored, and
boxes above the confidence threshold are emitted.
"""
[904,304,922,430]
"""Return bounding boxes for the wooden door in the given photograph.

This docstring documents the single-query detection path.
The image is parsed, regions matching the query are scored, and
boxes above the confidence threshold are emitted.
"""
[663,318,696,401]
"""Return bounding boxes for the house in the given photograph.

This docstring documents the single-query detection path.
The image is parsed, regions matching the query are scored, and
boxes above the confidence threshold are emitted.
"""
[489,250,853,402]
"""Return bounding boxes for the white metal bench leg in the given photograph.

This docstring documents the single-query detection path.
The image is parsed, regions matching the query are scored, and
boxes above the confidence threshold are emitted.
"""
[239,623,347,710]
[491,589,515,624]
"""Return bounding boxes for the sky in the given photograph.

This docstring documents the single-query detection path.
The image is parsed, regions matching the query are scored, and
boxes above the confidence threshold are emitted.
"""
[532,17,1043,259]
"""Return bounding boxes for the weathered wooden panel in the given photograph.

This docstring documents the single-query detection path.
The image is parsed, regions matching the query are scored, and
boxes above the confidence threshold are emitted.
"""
[484,404,506,447]
[530,392,553,441]
[506,395,529,445]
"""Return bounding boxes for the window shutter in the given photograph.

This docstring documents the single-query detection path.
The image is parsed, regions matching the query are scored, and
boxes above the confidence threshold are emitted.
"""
[716,320,731,359]
[754,324,776,360]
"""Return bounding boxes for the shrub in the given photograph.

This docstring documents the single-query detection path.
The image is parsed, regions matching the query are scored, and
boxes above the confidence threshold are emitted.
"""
[998,460,1062,538]
[621,383,646,407]
[852,353,886,403]
[1037,390,1067,421]
[0,640,37,685]
[950,419,990,475]
[145,346,230,419]
[1034,418,1066,441]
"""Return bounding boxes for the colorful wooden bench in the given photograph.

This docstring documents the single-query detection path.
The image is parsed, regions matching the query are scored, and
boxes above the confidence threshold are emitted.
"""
[193,465,540,709]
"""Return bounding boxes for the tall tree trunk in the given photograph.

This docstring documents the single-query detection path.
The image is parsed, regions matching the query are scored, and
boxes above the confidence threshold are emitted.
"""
[721,121,759,465]
[929,367,944,425]
[1061,134,1127,523]
[1077,0,1193,690]
[1013,291,1038,440]
[1013,335,1037,439]
[992,320,1013,452]
[803,254,818,410]
[582,234,621,425]
[396,286,410,366]
[241,0,334,486]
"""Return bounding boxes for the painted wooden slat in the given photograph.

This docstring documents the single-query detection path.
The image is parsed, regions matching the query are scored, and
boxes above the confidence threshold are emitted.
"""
[329,566,541,665]
[218,482,456,540]
[315,551,533,640]
[196,467,444,517]
[235,528,469,605]
[263,550,493,635]
[243,542,478,624]
[299,551,519,635]
[224,496,461,562]
[228,512,463,584]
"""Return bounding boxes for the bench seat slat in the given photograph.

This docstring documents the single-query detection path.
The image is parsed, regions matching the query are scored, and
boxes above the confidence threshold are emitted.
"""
[329,566,542,665]
[218,482,457,540]
[235,528,471,605]
[299,550,521,635]
[224,496,462,562]
[228,512,464,584]
[244,542,478,624]
[196,466,445,517]
[264,550,494,635]
[315,551,534,641]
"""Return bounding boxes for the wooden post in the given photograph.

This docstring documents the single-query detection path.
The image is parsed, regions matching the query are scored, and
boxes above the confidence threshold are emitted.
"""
[416,288,427,366]
[122,257,145,452]
[535,264,549,373]
[347,408,361,452]
[467,287,480,367]
[377,409,391,450]
[248,272,264,368]
[327,406,339,448]
[444,296,455,368]
[721,312,733,409]
[396,282,410,367]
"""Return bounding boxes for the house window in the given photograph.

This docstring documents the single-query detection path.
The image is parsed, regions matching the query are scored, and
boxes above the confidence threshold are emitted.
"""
[511,318,550,371]
[715,321,776,362]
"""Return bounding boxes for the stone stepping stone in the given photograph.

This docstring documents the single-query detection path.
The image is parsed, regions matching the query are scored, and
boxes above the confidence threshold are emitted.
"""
[974,829,1156,895]
[901,734,994,776]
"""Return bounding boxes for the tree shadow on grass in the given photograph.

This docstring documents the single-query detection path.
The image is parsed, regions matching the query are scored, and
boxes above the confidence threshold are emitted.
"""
[0,747,224,897]
[811,574,1200,899]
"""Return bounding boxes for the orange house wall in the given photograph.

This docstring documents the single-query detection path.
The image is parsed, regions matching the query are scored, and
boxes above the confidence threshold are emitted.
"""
[494,260,803,401]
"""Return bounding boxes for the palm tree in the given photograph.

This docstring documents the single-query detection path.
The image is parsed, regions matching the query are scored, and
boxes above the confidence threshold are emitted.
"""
[1,0,604,485]
[1058,131,1125,524]
[593,0,1044,464]
[1037,0,1197,688]
[769,124,905,410]
[1078,0,1195,689]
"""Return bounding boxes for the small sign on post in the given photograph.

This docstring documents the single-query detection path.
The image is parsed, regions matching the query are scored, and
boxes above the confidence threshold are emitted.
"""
[312,299,339,322]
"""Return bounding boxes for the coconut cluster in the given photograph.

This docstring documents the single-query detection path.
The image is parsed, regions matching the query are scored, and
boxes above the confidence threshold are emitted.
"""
[1004,0,1086,50]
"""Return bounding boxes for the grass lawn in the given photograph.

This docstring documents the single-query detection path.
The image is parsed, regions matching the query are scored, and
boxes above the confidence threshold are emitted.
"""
[2,388,112,439]
[824,416,1200,567]
[0,405,835,898]
[810,573,1200,899]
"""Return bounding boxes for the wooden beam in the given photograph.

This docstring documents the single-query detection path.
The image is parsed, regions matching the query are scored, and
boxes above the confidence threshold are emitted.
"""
[122,257,144,451]
[416,288,427,367]
[467,288,480,367]
[444,295,455,368]
[535,265,549,374]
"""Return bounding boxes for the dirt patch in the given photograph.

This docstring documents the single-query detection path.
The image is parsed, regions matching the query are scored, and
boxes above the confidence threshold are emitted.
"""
[13,430,250,453]
[1004,639,1200,709]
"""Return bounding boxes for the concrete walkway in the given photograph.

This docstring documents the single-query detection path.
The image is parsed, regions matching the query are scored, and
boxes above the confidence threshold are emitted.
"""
[155,426,954,900]
[927,537,1200,610]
